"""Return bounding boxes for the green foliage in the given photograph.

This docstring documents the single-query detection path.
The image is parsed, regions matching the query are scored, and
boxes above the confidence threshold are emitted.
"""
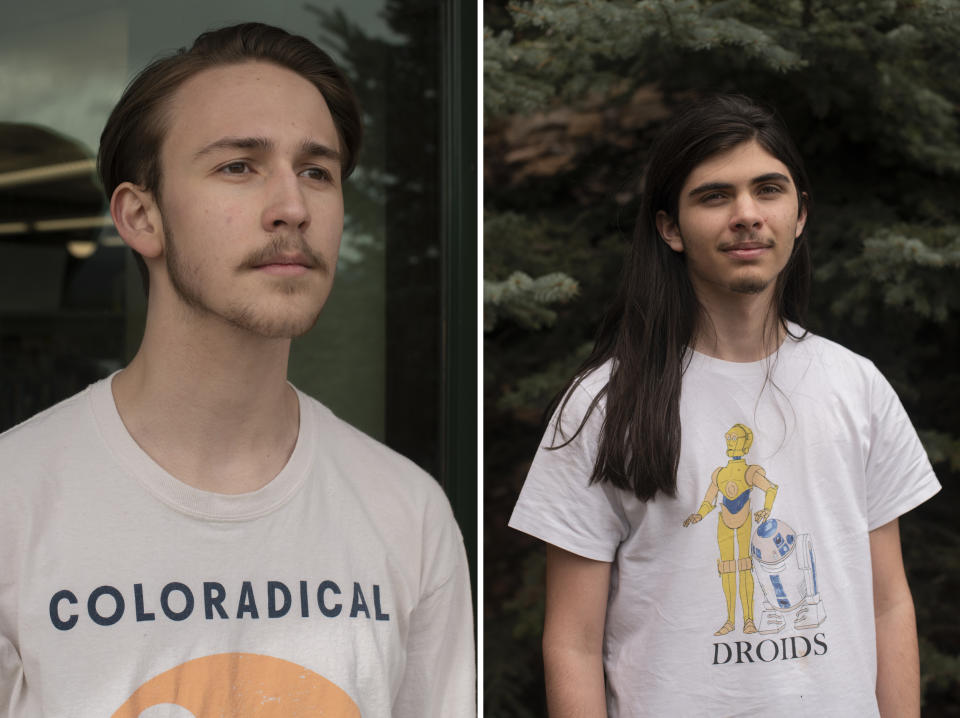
[920,637,960,701]
[485,0,960,713]
[484,0,806,117]
[484,271,579,331]
[484,551,547,718]
[496,341,592,411]
[824,224,960,322]
[920,430,960,473]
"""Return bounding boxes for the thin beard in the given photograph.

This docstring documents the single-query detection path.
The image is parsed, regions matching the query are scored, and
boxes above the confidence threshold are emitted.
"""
[162,218,324,338]
[729,277,771,294]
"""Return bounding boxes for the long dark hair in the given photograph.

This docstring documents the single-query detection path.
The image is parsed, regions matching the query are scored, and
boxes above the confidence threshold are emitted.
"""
[550,94,812,501]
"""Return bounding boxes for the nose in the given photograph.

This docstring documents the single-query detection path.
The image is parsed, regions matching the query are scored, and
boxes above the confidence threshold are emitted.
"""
[261,170,310,232]
[729,194,763,232]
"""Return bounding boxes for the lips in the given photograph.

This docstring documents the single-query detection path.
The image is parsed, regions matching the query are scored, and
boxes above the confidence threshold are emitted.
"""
[722,240,773,251]
[252,252,314,269]
[721,240,774,260]
[249,252,316,278]
[243,239,328,275]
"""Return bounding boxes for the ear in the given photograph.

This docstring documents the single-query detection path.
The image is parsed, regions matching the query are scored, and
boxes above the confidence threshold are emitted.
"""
[655,210,684,253]
[795,192,809,239]
[110,182,164,259]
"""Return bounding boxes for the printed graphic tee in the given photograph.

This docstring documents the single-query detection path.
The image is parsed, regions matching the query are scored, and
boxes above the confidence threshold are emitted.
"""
[0,376,474,717]
[510,329,940,717]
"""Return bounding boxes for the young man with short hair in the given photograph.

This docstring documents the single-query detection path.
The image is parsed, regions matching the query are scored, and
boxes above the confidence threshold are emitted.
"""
[510,94,938,717]
[0,23,473,716]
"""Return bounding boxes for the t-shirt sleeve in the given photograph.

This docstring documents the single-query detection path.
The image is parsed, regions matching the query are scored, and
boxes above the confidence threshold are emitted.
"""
[0,634,23,717]
[509,378,628,562]
[865,368,941,531]
[0,485,23,718]
[392,493,475,718]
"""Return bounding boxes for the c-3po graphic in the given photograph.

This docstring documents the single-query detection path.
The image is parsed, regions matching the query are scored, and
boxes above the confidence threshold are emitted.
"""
[682,424,777,636]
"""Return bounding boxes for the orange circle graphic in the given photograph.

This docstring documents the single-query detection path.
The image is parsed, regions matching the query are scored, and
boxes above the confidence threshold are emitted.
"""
[112,652,361,717]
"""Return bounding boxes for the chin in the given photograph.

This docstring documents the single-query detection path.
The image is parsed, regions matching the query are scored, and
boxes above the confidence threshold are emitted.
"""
[222,303,325,339]
[728,274,773,295]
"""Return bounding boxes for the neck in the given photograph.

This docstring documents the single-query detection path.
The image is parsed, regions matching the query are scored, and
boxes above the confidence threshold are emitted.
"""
[112,296,300,494]
[691,284,784,362]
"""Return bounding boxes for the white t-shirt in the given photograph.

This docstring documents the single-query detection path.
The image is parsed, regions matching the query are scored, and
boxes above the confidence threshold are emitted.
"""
[0,376,474,717]
[510,330,940,718]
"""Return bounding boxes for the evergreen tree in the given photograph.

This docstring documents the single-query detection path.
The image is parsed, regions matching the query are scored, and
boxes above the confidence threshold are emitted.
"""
[484,1,960,714]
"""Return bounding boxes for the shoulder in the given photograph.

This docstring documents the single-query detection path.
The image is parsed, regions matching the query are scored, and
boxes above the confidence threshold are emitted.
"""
[783,335,942,527]
[576,360,614,400]
[0,384,93,442]
[553,360,613,432]
[0,383,104,557]
[511,360,630,560]
[296,393,467,596]
[783,329,925,448]
[297,391,456,521]
[0,383,98,478]
[785,328,880,377]
[781,328,887,402]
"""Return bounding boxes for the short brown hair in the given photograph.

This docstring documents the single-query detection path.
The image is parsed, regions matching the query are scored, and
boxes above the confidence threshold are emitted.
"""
[98,22,363,291]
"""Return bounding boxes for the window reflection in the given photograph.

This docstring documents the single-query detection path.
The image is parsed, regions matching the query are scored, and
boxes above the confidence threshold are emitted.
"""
[0,122,122,428]
[307,2,442,471]
[0,1,444,482]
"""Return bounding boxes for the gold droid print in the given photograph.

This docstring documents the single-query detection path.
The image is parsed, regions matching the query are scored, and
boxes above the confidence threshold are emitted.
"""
[682,424,777,636]
[683,424,827,637]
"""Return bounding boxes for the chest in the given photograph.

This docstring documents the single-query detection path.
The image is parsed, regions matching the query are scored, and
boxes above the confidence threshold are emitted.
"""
[12,489,413,716]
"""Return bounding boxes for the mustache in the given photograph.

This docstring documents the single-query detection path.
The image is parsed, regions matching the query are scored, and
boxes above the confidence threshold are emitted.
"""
[719,231,774,250]
[241,236,330,273]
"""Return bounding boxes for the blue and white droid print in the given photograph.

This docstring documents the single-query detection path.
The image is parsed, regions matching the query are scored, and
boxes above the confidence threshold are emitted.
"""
[750,518,827,634]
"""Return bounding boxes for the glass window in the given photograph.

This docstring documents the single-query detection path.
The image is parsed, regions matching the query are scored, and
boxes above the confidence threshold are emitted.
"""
[0,0,475,544]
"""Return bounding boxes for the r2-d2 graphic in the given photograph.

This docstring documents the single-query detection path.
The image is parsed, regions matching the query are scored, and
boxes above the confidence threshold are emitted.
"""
[750,518,827,634]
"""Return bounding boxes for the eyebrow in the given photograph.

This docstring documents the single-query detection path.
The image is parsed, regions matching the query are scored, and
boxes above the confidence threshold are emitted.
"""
[192,136,342,164]
[687,172,792,198]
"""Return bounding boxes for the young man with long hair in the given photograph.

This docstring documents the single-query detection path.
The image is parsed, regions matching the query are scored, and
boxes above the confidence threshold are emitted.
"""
[0,24,473,716]
[510,94,938,716]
